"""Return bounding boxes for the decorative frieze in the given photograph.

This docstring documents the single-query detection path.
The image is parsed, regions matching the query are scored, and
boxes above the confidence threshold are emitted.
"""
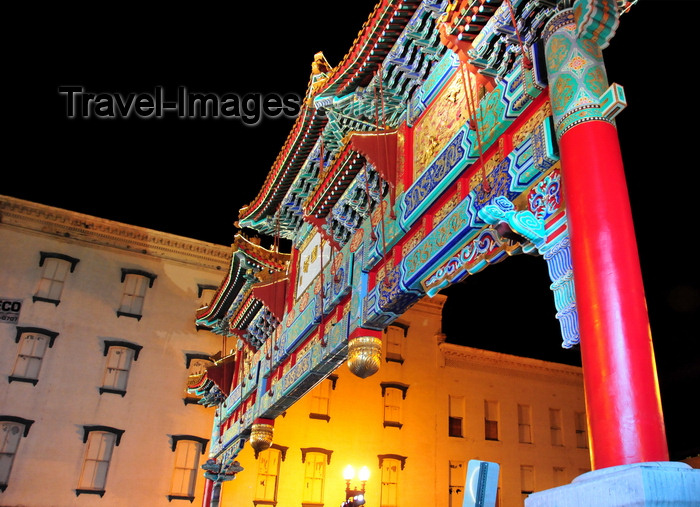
[0,196,231,271]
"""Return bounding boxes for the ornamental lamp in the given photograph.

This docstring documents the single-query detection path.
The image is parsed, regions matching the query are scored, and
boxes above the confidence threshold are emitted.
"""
[347,335,382,378]
[249,418,274,453]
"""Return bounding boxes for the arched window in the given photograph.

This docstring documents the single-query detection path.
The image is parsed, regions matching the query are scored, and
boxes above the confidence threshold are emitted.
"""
[449,461,465,507]
[77,426,124,497]
[117,269,156,320]
[300,447,332,505]
[309,375,337,421]
[518,404,532,444]
[384,323,408,364]
[448,395,464,438]
[0,416,34,492]
[254,446,286,504]
[484,400,499,441]
[34,252,79,305]
[168,435,208,502]
[549,408,563,446]
[520,465,534,501]
[377,455,406,507]
[9,327,58,385]
[100,340,142,396]
[380,383,409,428]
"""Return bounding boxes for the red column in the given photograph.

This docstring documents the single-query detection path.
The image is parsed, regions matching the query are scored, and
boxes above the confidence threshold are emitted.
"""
[202,478,214,507]
[559,120,668,469]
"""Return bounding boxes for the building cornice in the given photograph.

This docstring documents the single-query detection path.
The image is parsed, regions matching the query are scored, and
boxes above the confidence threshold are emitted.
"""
[439,341,583,384]
[408,294,447,317]
[0,195,232,271]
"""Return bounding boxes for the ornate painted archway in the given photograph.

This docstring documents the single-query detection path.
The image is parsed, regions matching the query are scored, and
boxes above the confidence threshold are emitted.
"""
[190,1,697,504]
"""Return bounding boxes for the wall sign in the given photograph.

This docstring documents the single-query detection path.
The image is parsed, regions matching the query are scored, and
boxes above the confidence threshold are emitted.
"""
[0,298,22,324]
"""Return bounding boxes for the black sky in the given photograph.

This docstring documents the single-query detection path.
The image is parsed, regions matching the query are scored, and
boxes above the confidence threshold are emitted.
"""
[7,0,699,459]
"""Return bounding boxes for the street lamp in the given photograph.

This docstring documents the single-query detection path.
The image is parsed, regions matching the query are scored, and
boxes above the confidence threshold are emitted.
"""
[342,465,369,506]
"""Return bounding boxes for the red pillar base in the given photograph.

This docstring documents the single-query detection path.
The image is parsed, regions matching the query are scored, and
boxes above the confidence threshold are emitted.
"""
[525,462,700,506]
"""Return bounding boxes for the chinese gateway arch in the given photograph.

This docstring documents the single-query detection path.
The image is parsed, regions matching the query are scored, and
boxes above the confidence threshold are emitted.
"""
[190,1,699,505]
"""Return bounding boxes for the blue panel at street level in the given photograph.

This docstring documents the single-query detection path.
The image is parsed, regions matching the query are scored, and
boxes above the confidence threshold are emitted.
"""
[464,460,500,507]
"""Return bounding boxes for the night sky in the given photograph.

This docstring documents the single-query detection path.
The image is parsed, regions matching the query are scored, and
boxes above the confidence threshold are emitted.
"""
[8,1,698,459]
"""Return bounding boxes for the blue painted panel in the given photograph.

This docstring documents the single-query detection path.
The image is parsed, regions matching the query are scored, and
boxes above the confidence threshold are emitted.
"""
[399,128,475,229]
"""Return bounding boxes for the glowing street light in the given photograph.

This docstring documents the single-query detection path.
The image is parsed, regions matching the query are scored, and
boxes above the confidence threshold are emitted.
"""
[342,465,369,506]
[343,465,356,482]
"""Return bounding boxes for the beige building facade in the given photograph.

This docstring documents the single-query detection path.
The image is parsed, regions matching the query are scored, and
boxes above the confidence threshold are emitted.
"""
[220,295,591,506]
[0,195,228,506]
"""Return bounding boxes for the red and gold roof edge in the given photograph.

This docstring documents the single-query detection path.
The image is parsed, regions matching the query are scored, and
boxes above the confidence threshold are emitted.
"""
[313,0,421,98]
[232,234,291,271]
[304,143,367,219]
[238,0,419,225]
[195,267,236,324]
[194,234,289,325]
[229,292,258,332]
[238,103,327,223]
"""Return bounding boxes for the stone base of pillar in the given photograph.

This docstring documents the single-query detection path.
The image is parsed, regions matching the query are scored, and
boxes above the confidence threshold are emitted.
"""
[525,462,699,507]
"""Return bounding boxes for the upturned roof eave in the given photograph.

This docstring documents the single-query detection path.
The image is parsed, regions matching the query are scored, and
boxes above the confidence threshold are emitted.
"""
[195,234,290,328]
[237,0,420,228]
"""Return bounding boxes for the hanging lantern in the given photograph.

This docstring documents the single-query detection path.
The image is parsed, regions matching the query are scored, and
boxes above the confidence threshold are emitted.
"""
[347,335,382,378]
[250,419,274,453]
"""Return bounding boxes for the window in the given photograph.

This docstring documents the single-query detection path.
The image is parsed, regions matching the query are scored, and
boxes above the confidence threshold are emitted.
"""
[520,465,534,501]
[0,416,34,492]
[384,324,407,363]
[448,461,465,507]
[300,449,331,505]
[117,269,156,319]
[448,416,463,438]
[553,466,566,487]
[309,376,336,421]
[100,341,142,396]
[255,447,282,504]
[34,252,79,305]
[518,404,532,443]
[448,395,464,438]
[574,411,588,449]
[484,400,499,441]
[381,383,408,429]
[549,408,563,446]
[380,457,402,507]
[169,435,208,502]
[9,327,58,385]
[77,426,124,496]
